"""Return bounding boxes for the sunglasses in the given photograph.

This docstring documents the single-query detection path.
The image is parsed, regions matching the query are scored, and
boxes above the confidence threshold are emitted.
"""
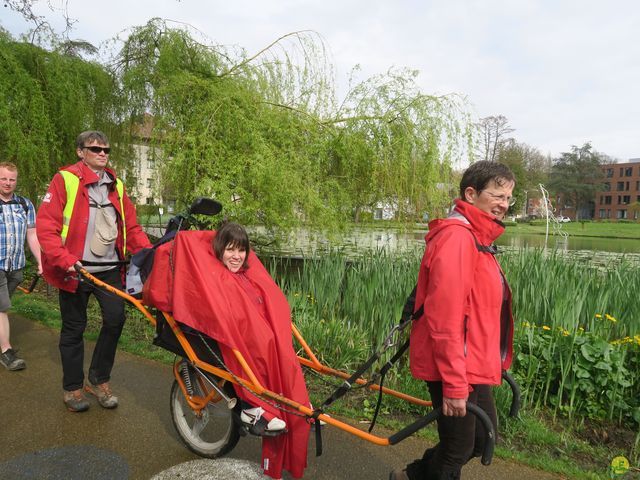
[83,146,111,154]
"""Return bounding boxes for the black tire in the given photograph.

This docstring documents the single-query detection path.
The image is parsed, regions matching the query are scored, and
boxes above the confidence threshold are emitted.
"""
[169,373,240,458]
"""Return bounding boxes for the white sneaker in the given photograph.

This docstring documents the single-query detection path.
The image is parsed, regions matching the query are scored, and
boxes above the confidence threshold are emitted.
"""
[240,407,286,432]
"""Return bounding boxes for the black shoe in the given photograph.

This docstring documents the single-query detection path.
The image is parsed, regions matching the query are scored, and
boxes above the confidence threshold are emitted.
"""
[0,348,26,371]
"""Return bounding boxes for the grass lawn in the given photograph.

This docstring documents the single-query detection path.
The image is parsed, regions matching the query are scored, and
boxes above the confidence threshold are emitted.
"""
[505,221,640,239]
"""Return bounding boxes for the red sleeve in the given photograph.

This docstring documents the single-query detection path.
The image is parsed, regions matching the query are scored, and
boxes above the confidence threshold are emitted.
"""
[121,188,152,254]
[421,227,476,398]
[35,173,78,271]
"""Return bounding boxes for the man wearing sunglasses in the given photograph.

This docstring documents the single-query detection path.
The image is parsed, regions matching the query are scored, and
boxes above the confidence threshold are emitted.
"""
[37,130,151,413]
[390,161,516,480]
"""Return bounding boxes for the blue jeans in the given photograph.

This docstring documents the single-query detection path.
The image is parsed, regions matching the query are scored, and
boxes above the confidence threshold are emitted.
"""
[58,268,125,391]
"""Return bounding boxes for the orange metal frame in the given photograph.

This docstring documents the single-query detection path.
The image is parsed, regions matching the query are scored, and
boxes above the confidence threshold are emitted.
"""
[79,268,432,446]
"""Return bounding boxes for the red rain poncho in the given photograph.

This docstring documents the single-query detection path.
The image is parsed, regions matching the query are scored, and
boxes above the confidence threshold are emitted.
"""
[144,230,310,479]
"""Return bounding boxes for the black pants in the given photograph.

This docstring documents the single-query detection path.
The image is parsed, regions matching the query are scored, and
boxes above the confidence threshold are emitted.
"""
[59,268,125,391]
[405,382,498,480]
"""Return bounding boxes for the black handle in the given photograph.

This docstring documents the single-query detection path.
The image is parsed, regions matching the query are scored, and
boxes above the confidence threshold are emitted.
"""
[387,402,495,466]
[502,371,521,418]
[17,275,40,294]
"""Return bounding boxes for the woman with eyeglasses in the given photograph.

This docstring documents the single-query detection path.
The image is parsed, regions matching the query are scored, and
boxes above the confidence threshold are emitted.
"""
[390,161,516,480]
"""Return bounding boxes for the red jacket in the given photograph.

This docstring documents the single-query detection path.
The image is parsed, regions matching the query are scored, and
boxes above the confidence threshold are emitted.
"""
[36,161,151,292]
[409,199,514,399]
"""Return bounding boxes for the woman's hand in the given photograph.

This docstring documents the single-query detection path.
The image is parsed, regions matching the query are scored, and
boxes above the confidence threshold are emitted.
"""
[442,396,467,417]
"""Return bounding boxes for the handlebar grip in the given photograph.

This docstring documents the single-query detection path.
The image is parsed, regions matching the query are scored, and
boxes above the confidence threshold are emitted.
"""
[17,275,40,294]
[502,371,521,418]
[387,402,495,466]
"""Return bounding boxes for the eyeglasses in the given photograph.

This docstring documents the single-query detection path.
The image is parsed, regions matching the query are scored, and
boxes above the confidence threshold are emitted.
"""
[481,190,516,207]
[83,146,111,154]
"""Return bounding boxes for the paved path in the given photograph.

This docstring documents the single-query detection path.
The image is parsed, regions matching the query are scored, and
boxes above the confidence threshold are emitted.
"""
[1,315,564,479]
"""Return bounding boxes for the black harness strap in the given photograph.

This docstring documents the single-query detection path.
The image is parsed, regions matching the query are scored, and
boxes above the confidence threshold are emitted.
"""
[0,196,29,214]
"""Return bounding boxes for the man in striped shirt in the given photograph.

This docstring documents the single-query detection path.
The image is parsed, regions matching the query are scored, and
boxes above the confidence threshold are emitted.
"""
[0,162,42,371]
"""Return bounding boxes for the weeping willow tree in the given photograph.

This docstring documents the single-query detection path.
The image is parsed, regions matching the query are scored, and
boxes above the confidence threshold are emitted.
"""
[0,28,120,198]
[3,16,472,228]
[113,19,472,229]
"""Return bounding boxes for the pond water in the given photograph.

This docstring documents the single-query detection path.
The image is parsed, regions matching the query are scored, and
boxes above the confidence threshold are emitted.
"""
[251,226,640,264]
[146,224,640,263]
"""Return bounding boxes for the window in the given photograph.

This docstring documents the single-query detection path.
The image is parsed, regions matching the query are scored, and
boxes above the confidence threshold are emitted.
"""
[622,195,631,205]
[606,168,614,178]
[147,160,155,169]
[604,196,612,205]
[617,209,628,219]
[626,167,633,176]
[603,182,611,192]
[617,181,625,191]
[146,178,153,188]
[145,197,154,205]
[626,182,630,191]
[637,181,640,191]
[599,209,607,219]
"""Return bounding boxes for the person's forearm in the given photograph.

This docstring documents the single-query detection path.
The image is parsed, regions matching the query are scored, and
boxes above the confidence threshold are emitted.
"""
[26,229,42,268]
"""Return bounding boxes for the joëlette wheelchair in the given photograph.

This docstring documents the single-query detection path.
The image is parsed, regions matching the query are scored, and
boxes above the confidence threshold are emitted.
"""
[72,198,520,466]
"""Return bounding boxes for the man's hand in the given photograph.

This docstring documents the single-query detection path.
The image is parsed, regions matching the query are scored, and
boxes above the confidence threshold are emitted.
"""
[442,396,467,417]
[67,261,82,272]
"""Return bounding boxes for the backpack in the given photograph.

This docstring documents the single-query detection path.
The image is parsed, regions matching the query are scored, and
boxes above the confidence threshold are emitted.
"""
[0,196,29,214]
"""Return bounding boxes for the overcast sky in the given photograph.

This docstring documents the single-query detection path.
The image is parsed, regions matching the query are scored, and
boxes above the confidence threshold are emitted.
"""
[3,0,639,161]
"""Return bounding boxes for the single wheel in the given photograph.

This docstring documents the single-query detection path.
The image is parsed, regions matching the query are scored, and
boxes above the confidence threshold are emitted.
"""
[170,371,240,458]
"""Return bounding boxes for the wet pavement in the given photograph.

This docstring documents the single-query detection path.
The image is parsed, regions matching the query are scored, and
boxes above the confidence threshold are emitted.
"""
[1,315,564,479]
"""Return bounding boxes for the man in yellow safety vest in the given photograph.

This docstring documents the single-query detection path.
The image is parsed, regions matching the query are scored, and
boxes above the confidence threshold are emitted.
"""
[37,130,151,413]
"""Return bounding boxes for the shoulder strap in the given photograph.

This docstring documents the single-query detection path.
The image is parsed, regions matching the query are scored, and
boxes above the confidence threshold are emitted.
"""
[17,196,29,213]
[404,226,497,323]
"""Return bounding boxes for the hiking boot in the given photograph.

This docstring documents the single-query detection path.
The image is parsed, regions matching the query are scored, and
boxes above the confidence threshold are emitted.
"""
[63,389,90,412]
[389,469,410,480]
[0,348,26,371]
[85,382,118,409]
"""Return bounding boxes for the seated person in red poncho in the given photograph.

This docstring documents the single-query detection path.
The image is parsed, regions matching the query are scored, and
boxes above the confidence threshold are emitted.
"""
[144,222,310,480]
[212,223,288,432]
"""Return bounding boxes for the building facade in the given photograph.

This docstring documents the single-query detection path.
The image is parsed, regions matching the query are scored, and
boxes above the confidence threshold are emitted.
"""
[595,160,640,220]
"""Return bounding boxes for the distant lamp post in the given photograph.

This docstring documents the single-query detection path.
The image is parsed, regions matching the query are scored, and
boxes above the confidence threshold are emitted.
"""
[158,206,164,226]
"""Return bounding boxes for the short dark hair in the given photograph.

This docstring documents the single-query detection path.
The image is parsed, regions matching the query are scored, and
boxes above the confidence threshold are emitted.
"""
[459,161,515,198]
[213,222,251,269]
[75,130,110,151]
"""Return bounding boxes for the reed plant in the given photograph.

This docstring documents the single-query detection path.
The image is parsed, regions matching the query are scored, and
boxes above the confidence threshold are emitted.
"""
[268,247,640,446]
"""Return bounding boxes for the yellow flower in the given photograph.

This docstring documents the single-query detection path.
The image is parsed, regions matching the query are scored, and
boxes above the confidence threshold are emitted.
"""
[605,314,617,323]
[522,321,531,328]
[562,330,570,336]
[595,314,602,319]
[542,325,551,331]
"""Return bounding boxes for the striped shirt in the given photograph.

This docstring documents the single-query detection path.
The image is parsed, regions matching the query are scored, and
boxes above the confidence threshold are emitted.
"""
[0,195,36,271]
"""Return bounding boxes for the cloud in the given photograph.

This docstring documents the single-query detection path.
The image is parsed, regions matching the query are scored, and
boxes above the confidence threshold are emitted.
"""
[2,0,639,160]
